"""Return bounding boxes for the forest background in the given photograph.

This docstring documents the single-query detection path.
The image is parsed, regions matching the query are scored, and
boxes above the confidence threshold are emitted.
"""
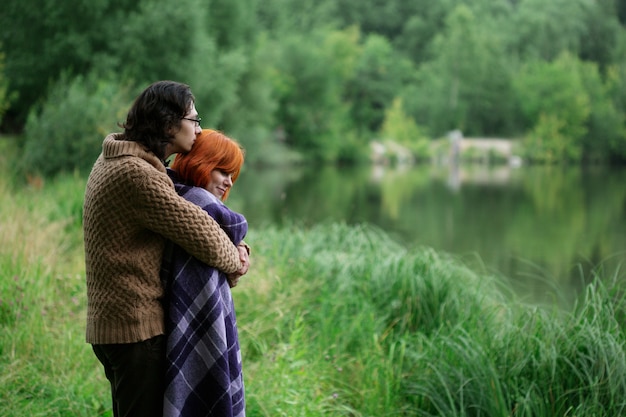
[1,0,626,176]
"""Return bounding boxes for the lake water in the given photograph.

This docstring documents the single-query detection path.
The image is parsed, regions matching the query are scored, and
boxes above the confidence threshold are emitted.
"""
[228,163,626,307]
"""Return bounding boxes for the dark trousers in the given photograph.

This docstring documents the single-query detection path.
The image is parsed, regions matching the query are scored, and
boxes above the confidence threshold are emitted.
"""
[92,335,165,417]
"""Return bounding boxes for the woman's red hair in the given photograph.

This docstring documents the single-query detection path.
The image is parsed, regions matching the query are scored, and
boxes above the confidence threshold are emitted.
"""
[172,129,244,201]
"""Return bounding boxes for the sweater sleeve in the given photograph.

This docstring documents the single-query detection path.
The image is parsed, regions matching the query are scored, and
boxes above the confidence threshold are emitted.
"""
[182,186,248,245]
[130,164,241,274]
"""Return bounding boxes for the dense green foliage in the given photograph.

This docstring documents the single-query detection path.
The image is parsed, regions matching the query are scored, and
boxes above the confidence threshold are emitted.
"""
[1,0,626,175]
[21,74,133,176]
[1,150,626,415]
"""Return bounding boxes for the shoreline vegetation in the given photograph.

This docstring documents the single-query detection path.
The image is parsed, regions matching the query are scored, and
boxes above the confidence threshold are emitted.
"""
[2,165,626,416]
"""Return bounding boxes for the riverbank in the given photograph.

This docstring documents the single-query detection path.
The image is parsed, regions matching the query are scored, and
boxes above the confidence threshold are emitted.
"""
[1,170,626,416]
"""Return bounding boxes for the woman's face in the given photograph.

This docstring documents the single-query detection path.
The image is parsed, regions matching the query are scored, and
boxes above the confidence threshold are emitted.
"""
[205,169,234,200]
[166,104,202,157]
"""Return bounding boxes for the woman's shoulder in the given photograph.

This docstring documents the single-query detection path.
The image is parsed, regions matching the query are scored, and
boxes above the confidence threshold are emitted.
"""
[178,184,222,207]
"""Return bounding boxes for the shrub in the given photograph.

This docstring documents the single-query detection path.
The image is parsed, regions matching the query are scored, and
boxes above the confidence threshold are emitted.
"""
[522,114,581,163]
[380,97,431,161]
[20,73,131,178]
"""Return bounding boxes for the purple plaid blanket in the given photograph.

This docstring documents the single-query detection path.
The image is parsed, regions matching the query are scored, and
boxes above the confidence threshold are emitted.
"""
[161,170,248,417]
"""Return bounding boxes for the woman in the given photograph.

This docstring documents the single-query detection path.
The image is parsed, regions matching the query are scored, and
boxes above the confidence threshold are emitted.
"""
[83,81,248,417]
[162,129,249,417]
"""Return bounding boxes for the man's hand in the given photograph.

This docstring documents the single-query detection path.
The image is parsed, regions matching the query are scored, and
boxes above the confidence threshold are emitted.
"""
[227,244,250,288]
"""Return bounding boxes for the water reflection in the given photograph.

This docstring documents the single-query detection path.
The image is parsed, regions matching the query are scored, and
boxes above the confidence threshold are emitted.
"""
[229,163,626,306]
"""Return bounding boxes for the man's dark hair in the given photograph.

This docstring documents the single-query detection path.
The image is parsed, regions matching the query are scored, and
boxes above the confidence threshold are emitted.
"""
[120,80,195,160]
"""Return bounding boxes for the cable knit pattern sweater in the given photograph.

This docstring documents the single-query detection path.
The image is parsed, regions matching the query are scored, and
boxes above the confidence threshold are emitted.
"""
[83,134,241,344]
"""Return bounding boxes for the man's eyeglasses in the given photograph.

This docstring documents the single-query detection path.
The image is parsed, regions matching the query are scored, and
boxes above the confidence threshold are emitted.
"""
[182,117,202,126]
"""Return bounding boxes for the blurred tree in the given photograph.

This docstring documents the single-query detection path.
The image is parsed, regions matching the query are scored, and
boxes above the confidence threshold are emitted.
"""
[103,0,208,83]
[523,114,578,162]
[405,5,515,137]
[333,0,449,67]
[380,97,430,160]
[579,0,622,71]
[333,0,422,40]
[619,0,626,25]
[606,33,626,161]
[514,53,591,162]
[0,0,110,128]
[2,0,625,165]
[577,61,625,161]
[203,0,258,50]
[182,0,250,128]
[272,29,359,161]
[190,0,279,160]
[510,0,589,60]
[345,33,416,136]
[0,0,209,130]
[256,0,338,35]
[216,37,285,165]
[334,0,513,65]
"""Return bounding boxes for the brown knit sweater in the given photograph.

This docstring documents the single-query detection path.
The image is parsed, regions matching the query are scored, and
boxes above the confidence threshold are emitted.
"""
[83,134,241,344]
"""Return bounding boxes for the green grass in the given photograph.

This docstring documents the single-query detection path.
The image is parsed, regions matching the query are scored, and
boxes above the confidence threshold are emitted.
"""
[238,224,626,416]
[1,147,626,415]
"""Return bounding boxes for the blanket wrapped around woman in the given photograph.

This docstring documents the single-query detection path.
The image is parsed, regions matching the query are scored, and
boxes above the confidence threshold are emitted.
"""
[161,169,248,417]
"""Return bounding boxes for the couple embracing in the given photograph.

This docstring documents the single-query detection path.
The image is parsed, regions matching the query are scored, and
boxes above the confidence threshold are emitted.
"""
[83,80,250,417]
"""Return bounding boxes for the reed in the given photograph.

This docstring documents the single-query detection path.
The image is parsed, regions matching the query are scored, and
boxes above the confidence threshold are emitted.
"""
[1,155,626,416]
[238,223,626,416]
